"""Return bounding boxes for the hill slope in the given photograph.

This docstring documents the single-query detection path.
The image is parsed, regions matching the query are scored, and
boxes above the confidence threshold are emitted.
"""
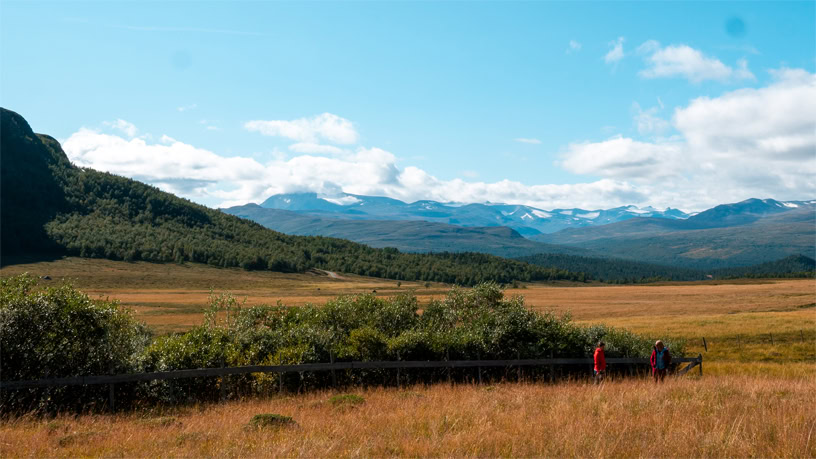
[223,204,592,258]
[0,107,584,285]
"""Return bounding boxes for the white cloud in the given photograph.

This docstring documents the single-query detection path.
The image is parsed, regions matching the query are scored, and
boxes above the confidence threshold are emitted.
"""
[63,129,262,198]
[103,119,138,138]
[177,104,198,112]
[561,136,683,180]
[674,68,816,160]
[514,138,542,144]
[289,142,345,155]
[604,37,625,64]
[559,68,816,210]
[461,170,479,179]
[638,42,755,83]
[566,40,582,53]
[244,113,359,145]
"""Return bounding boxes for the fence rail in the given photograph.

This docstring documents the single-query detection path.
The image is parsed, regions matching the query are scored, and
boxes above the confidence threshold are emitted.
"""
[0,356,702,390]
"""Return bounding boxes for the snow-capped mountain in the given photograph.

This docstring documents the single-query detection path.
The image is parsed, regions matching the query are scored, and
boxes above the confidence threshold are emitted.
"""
[257,193,692,235]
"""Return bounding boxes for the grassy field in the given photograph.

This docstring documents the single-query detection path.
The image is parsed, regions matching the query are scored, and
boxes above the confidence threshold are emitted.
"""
[2,377,814,458]
[2,257,814,457]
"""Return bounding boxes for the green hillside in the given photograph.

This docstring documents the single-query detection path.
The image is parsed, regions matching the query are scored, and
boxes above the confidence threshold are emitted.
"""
[0,108,583,285]
[518,253,815,283]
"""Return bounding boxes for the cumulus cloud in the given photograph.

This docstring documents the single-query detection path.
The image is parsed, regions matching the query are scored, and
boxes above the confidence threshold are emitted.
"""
[63,128,262,198]
[61,124,650,210]
[244,113,359,145]
[566,40,582,53]
[560,68,816,209]
[604,37,625,64]
[638,41,755,83]
[103,119,138,138]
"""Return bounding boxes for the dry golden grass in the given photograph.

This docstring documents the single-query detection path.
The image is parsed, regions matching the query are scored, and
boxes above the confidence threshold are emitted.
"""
[2,376,814,458]
[2,258,815,456]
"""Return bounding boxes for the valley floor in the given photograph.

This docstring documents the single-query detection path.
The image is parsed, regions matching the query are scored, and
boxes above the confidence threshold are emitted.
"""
[1,257,815,457]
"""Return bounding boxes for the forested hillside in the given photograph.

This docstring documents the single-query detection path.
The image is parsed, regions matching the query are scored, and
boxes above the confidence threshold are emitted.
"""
[518,253,815,283]
[0,108,583,285]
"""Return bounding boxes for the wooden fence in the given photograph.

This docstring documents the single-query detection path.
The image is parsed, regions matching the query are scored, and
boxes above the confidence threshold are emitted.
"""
[0,355,703,391]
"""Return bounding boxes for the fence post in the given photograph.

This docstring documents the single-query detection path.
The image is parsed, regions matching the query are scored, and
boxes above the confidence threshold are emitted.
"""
[802,330,805,343]
[396,351,401,388]
[516,351,521,382]
[698,354,703,377]
[702,337,707,352]
[330,350,337,388]
[446,350,452,385]
[220,357,226,401]
[770,333,775,346]
[477,351,483,385]
[108,362,115,412]
[549,350,554,384]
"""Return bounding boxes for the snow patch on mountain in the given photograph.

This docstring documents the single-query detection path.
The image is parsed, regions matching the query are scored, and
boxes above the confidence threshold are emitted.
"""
[532,210,552,218]
[323,195,361,206]
[577,212,600,219]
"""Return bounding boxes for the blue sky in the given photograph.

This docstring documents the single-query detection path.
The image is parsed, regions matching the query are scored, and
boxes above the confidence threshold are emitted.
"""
[2,1,814,211]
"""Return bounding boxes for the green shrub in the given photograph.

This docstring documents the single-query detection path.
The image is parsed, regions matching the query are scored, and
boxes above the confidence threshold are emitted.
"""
[0,274,150,412]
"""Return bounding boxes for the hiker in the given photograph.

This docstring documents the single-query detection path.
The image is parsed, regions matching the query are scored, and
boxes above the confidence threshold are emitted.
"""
[593,341,606,383]
[650,340,671,383]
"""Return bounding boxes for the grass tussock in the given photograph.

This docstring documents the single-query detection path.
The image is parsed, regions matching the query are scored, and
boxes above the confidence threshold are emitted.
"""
[2,375,814,458]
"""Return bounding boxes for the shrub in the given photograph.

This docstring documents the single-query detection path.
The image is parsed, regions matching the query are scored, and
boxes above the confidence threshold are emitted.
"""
[0,274,150,412]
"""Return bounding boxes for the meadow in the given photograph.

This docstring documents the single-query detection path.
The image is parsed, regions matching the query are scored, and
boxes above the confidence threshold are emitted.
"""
[1,257,814,457]
[2,377,814,457]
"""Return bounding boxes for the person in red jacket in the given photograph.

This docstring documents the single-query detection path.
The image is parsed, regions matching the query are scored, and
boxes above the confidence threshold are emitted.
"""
[650,340,671,383]
[593,341,606,383]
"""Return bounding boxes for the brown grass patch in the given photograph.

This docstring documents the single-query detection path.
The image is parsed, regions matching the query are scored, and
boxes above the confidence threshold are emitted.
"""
[2,376,814,457]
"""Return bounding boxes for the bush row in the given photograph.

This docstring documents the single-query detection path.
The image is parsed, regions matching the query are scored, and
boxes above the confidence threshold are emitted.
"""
[1,274,684,412]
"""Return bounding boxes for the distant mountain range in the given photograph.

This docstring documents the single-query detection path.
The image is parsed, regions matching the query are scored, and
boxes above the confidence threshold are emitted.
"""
[534,199,815,268]
[223,204,592,259]
[257,192,691,235]
[228,194,815,270]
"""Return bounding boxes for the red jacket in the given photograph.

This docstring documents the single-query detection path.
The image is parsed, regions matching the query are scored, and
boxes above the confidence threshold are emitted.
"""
[594,347,606,371]
[650,347,671,372]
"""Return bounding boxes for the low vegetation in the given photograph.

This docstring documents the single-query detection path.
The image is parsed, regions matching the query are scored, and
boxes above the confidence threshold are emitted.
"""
[0,274,675,412]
